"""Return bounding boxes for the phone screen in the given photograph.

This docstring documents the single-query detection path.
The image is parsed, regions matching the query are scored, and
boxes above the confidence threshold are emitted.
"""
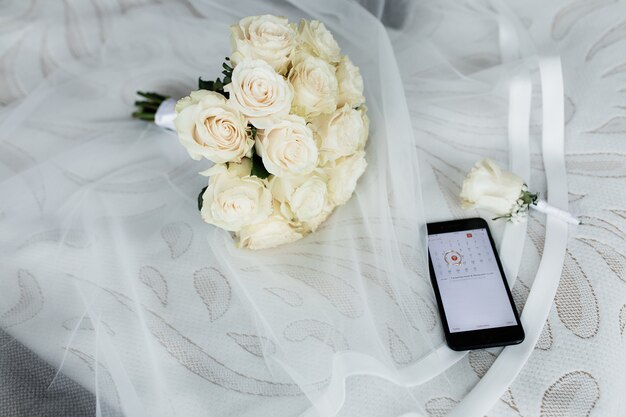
[427,227,517,333]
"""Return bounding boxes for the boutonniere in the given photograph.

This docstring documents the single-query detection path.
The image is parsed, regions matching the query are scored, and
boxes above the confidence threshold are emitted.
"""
[460,158,580,225]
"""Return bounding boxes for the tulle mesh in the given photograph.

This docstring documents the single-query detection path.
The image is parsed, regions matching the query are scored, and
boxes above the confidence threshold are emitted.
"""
[0,0,544,416]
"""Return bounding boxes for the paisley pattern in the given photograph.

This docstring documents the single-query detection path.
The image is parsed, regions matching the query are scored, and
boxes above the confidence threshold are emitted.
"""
[139,265,169,306]
[528,220,600,339]
[565,154,626,177]
[145,312,302,396]
[576,238,626,283]
[62,316,115,335]
[535,320,555,351]
[244,264,363,319]
[551,0,616,41]
[19,229,91,250]
[227,332,277,358]
[468,350,521,414]
[66,348,122,413]
[1,0,625,416]
[283,319,349,352]
[577,215,625,239]
[0,270,44,328]
[425,397,459,417]
[540,371,600,417]
[586,20,626,61]
[193,267,231,322]
[92,282,304,397]
[161,222,193,259]
[554,251,600,339]
[386,326,414,365]
[264,287,304,307]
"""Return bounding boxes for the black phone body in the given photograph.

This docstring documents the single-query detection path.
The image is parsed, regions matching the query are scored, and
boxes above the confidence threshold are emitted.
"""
[427,218,525,351]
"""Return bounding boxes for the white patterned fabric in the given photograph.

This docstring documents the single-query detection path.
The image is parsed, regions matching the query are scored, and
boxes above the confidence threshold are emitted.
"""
[0,0,625,416]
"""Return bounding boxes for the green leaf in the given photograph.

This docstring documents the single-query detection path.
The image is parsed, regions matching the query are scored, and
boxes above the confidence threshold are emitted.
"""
[251,150,270,179]
[137,91,168,102]
[198,77,213,90]
[521,190,539,205]
[492,215,510,221]
[132,91,169,121]
[134,100,160,110]
[131,111,155,121]
[197,58,233,98]
[197,186,208,211]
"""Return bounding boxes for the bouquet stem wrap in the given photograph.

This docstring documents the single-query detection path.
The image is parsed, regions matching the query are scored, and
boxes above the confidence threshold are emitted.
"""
[154,98,177,131]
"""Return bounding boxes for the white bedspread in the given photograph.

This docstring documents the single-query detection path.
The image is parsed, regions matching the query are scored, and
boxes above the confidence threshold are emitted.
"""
[1,0,624,416]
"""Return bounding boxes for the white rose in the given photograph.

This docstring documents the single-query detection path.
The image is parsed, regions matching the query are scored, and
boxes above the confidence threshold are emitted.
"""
[460,158,524,216]
[336,55,365,108]
[312,104,369,164]
[237,208,303,250]
[226,157,253,177]
[298,20,341,63]
[230,15,297,75]
[199,158,253,178]
[324,151,367,206]
[270,171,332,227]
[256,115,318,178]
[288,53,338,118]
[224,59,293,129]
[174,90,253,163]
[300,205,333,233]
[200,165,272,232]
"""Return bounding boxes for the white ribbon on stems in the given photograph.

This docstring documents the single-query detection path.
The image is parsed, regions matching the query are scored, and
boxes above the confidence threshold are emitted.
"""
[154,98,177,131]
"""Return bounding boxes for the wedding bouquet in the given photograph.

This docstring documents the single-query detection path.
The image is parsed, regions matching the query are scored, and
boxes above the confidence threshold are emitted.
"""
[133,15,369,249]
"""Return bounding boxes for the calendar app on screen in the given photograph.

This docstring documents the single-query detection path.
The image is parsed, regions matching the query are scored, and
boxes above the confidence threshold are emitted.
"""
[428,228,517,333]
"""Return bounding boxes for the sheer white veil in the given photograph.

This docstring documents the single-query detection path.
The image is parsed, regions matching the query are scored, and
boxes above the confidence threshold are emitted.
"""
[0,0,561,416]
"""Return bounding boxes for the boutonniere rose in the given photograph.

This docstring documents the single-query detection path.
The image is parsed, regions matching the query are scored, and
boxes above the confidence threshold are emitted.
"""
[460,158,580,224]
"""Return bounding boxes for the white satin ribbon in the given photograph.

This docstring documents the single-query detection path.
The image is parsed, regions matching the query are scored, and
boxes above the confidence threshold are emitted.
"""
[154,98,176,131]
[443,1,570,415]
[490,3,532,286]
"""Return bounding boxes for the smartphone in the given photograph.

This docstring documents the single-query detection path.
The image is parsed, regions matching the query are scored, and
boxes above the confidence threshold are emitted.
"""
[427,218,524,351]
